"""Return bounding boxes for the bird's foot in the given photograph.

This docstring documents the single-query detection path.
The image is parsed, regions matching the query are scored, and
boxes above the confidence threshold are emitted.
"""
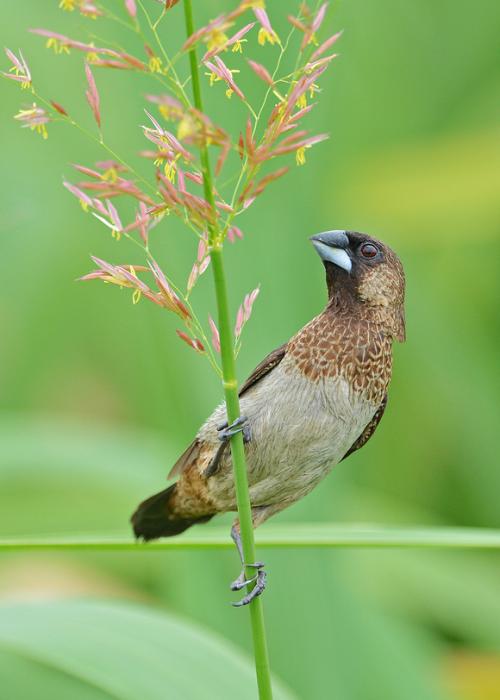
[204,417,250,479]
[230,562,267,607]
[217,416,251,443]
[230,561,265,590]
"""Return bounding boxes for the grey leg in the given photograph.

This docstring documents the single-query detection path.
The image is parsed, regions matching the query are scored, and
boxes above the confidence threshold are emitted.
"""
[203,441,229,478]
[230,523,267,607]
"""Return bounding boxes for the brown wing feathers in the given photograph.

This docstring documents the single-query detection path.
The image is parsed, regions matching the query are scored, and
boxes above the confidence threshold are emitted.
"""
[342,394,387,461]
[238,343,288,396]
[167,343,288,480]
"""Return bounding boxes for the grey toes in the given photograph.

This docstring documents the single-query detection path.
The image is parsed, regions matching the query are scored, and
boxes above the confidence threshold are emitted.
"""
[232,568,267,607]
[217,415,251,443]
[230,572,256,591]
[231,562,266,605]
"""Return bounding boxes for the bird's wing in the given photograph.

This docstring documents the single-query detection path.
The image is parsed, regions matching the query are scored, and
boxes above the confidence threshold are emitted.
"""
[168,438,202,479]
[168,343,287,479]
[239,342,288,396]
[341,394,388,461]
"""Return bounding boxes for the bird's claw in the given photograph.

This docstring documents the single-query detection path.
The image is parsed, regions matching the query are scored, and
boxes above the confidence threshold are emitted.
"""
[217,416,251,443]
[230,561,265,590]
[231,562,267,607]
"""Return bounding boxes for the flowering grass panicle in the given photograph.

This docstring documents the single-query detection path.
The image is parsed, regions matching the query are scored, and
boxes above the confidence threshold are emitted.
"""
[3,2,340,695]
[2,48,32,88]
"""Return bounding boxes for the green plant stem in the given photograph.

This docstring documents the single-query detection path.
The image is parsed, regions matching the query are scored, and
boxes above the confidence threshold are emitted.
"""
[183,2,273,698]
[3,525,500,551]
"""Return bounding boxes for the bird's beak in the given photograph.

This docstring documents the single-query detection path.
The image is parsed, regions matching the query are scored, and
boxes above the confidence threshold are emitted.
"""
[310,230,352,273]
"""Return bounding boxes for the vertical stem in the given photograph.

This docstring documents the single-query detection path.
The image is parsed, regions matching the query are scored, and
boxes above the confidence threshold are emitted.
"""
[183,2,273,698]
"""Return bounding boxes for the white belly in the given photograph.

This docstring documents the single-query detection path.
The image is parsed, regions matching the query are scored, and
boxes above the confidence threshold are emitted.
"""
[201,358,377,510]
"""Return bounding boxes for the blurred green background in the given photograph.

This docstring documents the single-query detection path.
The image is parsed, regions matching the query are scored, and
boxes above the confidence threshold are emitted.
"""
[1,0,500,698]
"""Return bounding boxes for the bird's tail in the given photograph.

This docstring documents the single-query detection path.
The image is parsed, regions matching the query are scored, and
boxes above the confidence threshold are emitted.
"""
[131,484,213,541]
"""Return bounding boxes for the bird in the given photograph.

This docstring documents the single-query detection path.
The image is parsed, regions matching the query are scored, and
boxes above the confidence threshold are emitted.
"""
[131,230,406,605]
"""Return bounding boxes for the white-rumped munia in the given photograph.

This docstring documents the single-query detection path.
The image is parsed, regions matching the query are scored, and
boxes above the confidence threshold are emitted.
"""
[132,231,406,605]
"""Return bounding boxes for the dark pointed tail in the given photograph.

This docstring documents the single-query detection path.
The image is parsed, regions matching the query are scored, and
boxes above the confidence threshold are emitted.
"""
[131,484,213,541]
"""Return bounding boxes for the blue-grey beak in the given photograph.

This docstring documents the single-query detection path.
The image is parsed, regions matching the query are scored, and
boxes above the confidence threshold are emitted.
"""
[310,230,352,273]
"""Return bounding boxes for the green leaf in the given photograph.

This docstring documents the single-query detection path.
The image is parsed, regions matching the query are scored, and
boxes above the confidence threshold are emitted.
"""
[0,599,295,700]
[0,650,112,700]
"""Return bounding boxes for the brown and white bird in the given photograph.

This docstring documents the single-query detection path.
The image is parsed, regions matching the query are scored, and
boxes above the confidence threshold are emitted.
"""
[132,230,405,605]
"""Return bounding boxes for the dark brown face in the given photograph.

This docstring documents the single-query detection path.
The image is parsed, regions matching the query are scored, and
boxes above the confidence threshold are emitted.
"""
[310,230,406,341]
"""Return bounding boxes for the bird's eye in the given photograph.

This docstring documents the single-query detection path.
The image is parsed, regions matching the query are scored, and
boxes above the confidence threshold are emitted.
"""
[360,243,379,259]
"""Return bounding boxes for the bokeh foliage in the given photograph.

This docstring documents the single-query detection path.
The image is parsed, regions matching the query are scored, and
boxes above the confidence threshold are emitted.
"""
[1,0,499,698]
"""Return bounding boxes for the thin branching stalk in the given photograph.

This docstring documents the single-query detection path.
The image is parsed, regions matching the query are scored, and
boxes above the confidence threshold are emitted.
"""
[182,1,273,698]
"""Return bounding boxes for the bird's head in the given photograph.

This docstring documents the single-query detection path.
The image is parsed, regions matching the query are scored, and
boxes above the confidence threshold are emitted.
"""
[310,230,406,341]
